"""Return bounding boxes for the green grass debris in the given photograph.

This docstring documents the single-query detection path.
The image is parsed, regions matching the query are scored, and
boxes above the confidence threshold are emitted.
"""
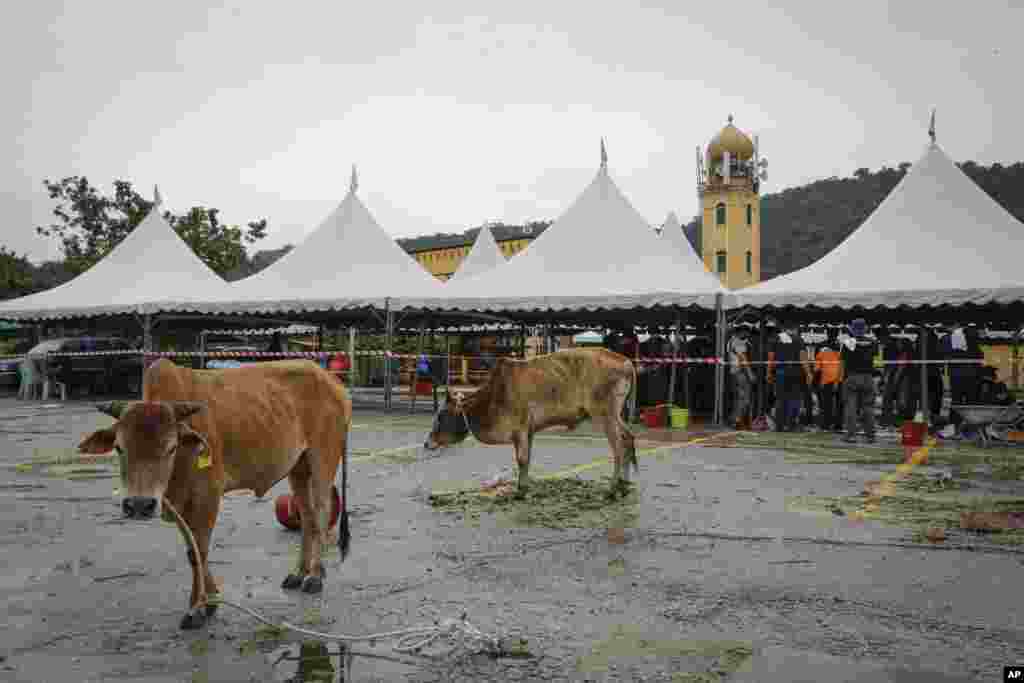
[576,624,752,680]
[429,476,639,529]
[788,476,1024,546]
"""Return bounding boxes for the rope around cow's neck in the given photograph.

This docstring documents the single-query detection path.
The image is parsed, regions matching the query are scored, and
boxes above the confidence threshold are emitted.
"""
[162,497,505,657]
[162,497,205,600]
[461,410,479,442]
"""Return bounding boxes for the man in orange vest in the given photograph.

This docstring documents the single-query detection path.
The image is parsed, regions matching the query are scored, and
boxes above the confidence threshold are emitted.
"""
[815,336,844,431]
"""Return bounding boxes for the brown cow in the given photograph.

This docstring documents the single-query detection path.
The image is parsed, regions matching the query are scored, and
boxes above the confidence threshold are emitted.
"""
[423,348,638,497]
[78,358,351,629]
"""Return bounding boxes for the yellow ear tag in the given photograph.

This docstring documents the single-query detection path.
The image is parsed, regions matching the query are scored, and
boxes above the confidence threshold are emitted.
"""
[196,450,211,470]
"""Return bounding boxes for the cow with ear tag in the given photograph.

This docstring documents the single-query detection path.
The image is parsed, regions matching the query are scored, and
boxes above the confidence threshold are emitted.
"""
[78,358,353,630]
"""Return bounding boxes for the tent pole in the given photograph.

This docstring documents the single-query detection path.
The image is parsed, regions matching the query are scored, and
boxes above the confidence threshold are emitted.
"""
[666,312,682,411]
[349,327,357,388]
[1013,328,1021,392]
[756,313,767,417]
[920,326,929,424]
[140,314,154,396]
[713,294,725,426]
[411,318,427,414]
[383,299,392,411]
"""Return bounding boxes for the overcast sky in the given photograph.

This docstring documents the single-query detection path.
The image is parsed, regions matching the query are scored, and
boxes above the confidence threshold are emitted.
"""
[4,1,1021,262]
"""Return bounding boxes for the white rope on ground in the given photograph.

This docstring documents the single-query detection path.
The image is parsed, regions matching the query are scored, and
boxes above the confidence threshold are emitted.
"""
[161,497,505,658]
[209,597,503,657]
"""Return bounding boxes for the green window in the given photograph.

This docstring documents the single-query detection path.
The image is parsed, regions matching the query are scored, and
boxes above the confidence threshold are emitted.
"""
[716,250,727,273]
[715,203,726,226]
[746,250,752,274]
[746,204,752,226]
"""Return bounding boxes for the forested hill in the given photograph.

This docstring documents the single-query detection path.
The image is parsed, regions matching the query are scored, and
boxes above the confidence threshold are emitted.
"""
[683,160,1024,280]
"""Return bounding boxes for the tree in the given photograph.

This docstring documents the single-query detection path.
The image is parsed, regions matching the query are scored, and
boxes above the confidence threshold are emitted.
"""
[0,247,34,300]
[36,176,267,277]
[165,207,267,277]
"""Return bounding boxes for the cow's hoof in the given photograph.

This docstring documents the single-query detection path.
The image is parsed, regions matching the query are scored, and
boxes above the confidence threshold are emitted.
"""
[513,488,527,501]
[300,575,323,594]
[281,574,305,590]
[180,608,207,630]
[204,602,219,617]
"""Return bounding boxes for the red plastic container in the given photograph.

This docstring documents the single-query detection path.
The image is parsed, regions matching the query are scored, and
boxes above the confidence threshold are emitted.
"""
[274,485,342,531]
[642,407,665,429]
[901,422,926,448]
[415,379,433,396]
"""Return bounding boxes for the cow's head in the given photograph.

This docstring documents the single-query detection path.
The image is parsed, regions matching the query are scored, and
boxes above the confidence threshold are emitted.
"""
[78,401,208,520]
[423,391,471,450]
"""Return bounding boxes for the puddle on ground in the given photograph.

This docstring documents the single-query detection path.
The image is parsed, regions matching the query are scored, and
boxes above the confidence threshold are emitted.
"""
[267,640,421,682]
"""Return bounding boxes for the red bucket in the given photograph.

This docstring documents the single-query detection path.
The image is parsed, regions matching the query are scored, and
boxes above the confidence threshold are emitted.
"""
[642,407,665,429]
[901,422,926,448]
[274,485,342,531]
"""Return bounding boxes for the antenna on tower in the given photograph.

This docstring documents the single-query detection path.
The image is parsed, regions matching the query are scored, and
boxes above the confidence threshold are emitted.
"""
[153,185,163,208]
[350,164,359,194]
[600,138,608,169]
[928,108,936,145]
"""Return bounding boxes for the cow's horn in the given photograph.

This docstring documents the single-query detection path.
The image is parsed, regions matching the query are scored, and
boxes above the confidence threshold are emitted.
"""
[96,401,134,419]
[171,402,205,421]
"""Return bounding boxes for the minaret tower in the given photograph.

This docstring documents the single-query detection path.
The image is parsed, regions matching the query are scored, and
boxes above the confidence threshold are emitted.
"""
[696,115,767,289]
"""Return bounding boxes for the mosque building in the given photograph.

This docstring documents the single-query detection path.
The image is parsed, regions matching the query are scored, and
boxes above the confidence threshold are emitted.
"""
[697,115,766,289]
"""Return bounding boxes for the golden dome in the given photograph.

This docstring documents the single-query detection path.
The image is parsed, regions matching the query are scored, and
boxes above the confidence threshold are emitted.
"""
[706,115,754,162]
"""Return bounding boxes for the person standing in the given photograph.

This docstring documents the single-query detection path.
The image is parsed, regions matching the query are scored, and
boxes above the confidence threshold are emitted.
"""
[770,323,802,432]
[729,333,755,430]
[815,337,843,431]
[840,318,879,444]
[925,329,944,419]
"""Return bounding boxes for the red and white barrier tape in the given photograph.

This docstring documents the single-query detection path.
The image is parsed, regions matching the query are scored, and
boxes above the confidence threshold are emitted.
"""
[9,349,998,369]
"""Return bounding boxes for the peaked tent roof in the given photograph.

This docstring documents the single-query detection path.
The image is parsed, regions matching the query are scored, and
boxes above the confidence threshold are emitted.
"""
[736,141,1024,310]
[448,225,506,282]
[189,167,446,314]
[660,211,698,260]
[0,191,233,320]
[397,146,728,312]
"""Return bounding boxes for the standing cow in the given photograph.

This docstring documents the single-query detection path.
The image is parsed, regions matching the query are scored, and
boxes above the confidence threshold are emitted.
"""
[78,358,352,629]
[424,348,638,497]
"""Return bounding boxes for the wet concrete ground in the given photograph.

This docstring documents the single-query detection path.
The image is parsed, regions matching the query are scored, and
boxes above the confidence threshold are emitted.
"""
[1,396,1022,682]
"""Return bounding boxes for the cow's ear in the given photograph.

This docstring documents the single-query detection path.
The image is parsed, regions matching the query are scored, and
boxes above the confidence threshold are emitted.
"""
[79,428,117,454]
[177,425,210,460]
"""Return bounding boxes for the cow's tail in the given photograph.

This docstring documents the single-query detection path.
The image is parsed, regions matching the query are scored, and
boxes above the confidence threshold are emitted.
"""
[338,432,351,563]
[626,359,639,474]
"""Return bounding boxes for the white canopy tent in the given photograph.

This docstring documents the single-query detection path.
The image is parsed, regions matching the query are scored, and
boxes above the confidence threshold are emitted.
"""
[660,211,699,261]
[181,167,446,315]
[448,225,507,282]
[396,142,729,313]
[736,140,1024,310]
[0,188,234,320]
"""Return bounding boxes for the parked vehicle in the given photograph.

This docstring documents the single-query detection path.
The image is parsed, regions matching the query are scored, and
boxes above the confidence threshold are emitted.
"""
[28,337,143,397]
[0,358,22,390]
